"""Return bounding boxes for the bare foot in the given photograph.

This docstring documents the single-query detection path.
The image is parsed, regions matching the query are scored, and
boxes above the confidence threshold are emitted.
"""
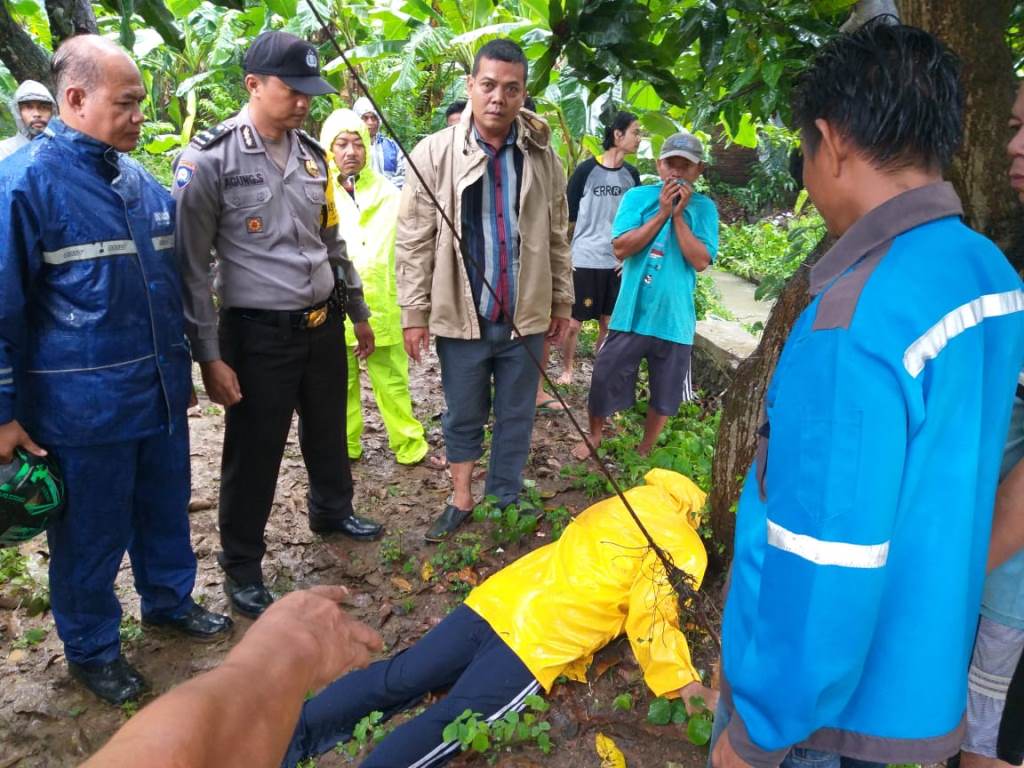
[571,438,597,461]
[554,370,573,386]
[637,442,654,457]
[425,452,448,470]
[536,397,568,412]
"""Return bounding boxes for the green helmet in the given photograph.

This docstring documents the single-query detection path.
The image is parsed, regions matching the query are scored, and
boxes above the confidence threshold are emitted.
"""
[0,449,65,546]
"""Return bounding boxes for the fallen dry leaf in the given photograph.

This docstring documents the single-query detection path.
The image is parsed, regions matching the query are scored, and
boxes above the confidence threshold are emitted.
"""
[595,732,626,768]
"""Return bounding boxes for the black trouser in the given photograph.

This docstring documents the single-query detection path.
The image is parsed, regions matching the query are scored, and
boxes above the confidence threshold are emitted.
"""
[217,307,353,584]
[998,643,1024,764]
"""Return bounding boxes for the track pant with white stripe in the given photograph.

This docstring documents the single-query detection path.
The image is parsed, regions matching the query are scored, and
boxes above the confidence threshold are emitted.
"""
[282,604,540,768]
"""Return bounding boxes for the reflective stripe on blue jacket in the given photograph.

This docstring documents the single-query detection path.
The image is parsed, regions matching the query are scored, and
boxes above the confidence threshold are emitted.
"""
[0,119,191,446]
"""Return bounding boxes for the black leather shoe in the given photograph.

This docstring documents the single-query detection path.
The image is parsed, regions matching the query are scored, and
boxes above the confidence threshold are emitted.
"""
[224,578,274,619]
[69,657,148,705]
[424,503,472,543]
[143,602,234,641]
[310,513,383,541]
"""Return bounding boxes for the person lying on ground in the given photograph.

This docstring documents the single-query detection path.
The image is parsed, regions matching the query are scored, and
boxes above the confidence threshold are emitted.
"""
[283,468,718,768]
[81,587,382,768]
[572,130,717,461]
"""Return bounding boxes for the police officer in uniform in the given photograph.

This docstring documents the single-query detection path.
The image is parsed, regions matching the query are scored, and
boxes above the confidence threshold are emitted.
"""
[174,31,382,620]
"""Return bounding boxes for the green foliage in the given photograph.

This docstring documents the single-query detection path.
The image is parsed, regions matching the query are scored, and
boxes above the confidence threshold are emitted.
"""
[566,402,719,503]
[612,692,633,712]
[429,533,482,574]
[544,504,571,541]
[646,695,714,747]
[442,695,553,761]
[695,272,733,321]
[119,616,145,645]
[336,710,393,759]
[12,626,47,649]
[716,212,826,301]
[379,537,404,567]
[472,483,543,546]
[0,547,49,616]
[121,700,140,718]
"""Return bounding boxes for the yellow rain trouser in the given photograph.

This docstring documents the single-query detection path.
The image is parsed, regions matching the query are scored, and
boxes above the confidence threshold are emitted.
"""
[346,343,428,465]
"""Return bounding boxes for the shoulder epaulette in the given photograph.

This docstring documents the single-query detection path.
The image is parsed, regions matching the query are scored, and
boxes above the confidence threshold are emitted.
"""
[296,129,326,156]
[190,120,236,151]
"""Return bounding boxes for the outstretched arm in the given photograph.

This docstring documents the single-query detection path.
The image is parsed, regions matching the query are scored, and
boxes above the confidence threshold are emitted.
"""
[82,587,382,768]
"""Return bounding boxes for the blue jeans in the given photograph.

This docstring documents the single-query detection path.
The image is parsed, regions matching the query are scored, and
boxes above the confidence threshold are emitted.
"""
[435,319,544,507]
[283,604,539,768]
[707,699,885,768]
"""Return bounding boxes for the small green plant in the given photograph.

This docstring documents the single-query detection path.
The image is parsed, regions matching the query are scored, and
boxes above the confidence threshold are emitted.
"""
[12,627,47,649]
[379,537,404,567]
[442,694,553,761]
[68,705,86,718]
[336,710,393,759]
[121,700,140,718]
[202,404,223,417]
[646,695,714,746]
[429,533,482,574]
[544,505,571,541]
[400,597,415,614]
[612,693,633,712]
[473,493,539,547]
[0,548,50,615]
[119,615,144,645]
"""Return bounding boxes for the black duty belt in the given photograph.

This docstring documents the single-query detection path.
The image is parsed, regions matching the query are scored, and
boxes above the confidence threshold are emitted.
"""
[229,302,330,330]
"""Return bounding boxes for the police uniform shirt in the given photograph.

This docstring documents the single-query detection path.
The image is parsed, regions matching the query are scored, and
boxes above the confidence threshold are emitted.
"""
[172,106,369,362]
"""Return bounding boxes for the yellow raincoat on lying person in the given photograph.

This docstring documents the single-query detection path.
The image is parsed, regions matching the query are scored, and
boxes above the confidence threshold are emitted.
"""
[320,109,428,465]
[464,468,708,697]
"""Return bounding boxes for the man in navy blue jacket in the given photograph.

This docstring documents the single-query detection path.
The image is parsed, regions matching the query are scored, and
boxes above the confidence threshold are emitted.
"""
[711,20,1024,768]
[0,35,230,705]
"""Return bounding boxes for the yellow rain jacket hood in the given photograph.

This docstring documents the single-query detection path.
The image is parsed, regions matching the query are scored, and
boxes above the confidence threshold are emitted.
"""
[464,469,708,697]
[320,109,403,347]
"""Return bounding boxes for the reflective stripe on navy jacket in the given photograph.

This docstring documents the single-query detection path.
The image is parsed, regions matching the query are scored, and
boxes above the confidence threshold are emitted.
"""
[0,119,191,446]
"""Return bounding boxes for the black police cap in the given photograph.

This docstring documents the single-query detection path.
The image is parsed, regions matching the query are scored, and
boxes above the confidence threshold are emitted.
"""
[243,31,336,96]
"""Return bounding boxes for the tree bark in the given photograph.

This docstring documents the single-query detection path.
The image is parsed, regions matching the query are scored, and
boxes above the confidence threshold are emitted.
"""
[0,1,53,88]
[44,0,98,45]
[900,0,1024,268]
[708,239,829,569]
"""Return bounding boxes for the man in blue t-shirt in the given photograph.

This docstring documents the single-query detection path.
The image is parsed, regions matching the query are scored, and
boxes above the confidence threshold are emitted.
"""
[572,131,718,460]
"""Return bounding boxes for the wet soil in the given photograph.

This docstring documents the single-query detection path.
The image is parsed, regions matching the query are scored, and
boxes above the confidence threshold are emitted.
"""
[0,344,719,768]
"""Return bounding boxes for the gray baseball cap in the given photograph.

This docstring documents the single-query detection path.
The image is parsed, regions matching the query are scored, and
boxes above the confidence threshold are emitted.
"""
[660,130,704,164]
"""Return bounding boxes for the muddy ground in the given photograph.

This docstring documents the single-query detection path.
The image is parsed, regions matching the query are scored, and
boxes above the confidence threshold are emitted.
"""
[0,344,720,768]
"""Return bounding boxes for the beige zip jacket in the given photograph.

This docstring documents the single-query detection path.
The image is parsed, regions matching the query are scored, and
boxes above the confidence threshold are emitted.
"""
[395,109,573,339]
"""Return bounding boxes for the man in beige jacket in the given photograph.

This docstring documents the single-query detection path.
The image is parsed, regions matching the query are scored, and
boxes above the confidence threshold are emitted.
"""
[396,39,573,542]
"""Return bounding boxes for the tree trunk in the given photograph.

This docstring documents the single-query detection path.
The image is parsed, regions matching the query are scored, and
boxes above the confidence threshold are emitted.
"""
[900,0,1024,268]
[708,238,829,569]
[44,0,98,45]
[0,1,53,87]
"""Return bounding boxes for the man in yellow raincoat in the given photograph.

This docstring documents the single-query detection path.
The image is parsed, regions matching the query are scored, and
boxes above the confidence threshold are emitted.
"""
[282,469,718,767]
[320,109,429,465]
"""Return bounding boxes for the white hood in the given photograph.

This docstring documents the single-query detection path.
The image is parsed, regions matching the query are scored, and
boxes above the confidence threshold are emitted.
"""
[10,80,56,138]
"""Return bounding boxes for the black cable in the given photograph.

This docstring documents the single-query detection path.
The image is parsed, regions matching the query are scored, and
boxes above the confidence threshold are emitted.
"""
[307,1,719,650]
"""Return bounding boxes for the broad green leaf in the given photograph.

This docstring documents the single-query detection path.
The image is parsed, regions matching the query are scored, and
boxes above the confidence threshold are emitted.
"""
[687,714,713,746]
[646,696,673,726]
[166,0,201,20]
[264,0,298,20]
[639,111,678,140]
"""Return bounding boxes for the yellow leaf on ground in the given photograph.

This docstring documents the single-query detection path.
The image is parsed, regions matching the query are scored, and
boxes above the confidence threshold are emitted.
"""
[390,576,413,593]
[595,732,626,768]
[420,561,434,582]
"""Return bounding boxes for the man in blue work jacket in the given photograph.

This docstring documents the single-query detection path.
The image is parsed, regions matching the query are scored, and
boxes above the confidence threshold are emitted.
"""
[0,35,231,705]
[710,20,1024,768]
